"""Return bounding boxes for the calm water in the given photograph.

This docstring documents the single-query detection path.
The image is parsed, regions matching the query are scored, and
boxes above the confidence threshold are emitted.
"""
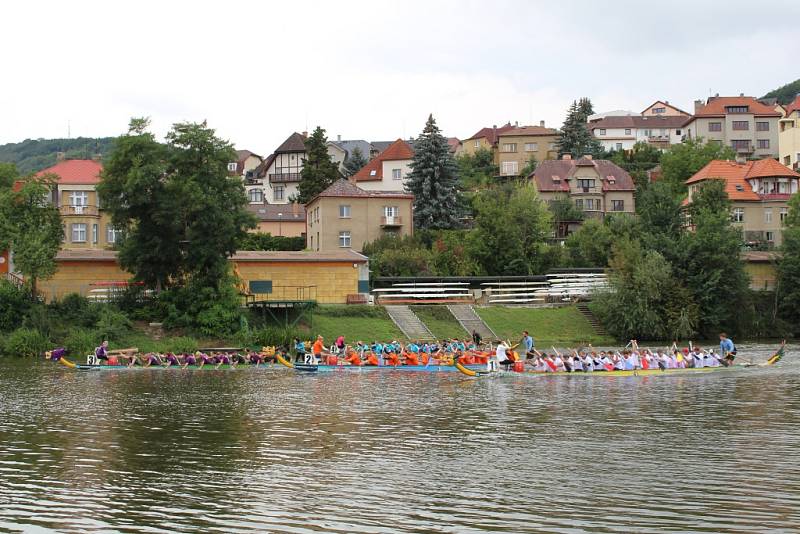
[1,343,799,533]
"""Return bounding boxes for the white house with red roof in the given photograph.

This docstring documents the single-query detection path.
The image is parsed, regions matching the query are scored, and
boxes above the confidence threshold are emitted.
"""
[350,139,414,192]
[779,94,800,170]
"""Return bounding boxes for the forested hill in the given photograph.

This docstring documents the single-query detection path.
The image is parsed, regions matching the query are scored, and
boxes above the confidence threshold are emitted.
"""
[762,78,800,105]
[0,137,116,174]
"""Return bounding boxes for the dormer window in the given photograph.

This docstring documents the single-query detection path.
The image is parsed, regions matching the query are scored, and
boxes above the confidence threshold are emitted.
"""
[606,175,616,184]
[726,106,749,113]
[551,175,561,182]
[735,185,744,192]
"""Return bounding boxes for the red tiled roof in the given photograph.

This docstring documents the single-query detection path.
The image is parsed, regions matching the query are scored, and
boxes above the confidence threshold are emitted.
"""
[352,139,414,182]
[589,115,692,130]
[532,159,635,192]
[246,202,305,222]
[308,179,413,205]
[36,159,103,185]
[685,159,800,201]
[784,95,800,116]
[641,100,692,116]
[464,122,515,143]
[693,96,781,118]
[497,125,558,137]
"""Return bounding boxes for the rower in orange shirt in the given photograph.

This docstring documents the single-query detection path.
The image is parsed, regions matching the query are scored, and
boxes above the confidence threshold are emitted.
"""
[345,349,362,366]
[386,351,400,366]
[365,352,379,366]
[420,351,430,366]
[404,350,419,366]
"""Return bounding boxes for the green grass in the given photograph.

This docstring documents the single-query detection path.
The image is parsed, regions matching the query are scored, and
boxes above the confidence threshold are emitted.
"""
[476,305,615,347]
[308,305,405,343]
[411,306,467,340]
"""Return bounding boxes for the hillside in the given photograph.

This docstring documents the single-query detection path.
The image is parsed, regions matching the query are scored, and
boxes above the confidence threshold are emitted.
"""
[762,78,800,105]
[0,137,116,174]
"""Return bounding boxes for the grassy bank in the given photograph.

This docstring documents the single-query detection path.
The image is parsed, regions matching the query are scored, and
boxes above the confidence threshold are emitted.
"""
[309,305,404,343]
[476,305,615,347]
[410,306,466,340]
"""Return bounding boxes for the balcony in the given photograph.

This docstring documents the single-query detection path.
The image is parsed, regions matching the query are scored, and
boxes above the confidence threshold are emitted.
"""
[381,216,403,227]
[269,172,302,183]
[734,145,754,154]
[59,205,99,217]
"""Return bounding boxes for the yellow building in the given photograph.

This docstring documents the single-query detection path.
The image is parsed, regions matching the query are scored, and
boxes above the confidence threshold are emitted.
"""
[38,249,370,304]
[460,122,515,158]
[496,123,558,177]
[36,158,119,250]
[742,251,779,291]
[779,95,800,170]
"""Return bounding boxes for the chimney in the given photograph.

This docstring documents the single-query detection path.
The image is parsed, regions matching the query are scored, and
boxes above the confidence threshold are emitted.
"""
[493,124,497,141]
[562,154,572,160]
[740,92,744,97]
[583,154,593,160]
[514,120,518,127]
[302,131,308,138]
[56,151,65,162]
[665,100,669,104]
[337,134,341,142]
[694,99,704,113]
[539,120,545,127]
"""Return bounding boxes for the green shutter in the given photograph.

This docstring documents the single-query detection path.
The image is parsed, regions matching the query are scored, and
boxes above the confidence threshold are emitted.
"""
[249,280,273,294]
[358,280,370,293]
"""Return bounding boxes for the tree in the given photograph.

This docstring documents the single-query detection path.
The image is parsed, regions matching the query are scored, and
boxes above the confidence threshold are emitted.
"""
[296,127,340,204]
[564,218,615,267]
[556,98,603,158]
[406,114,461,230]
[594,238,698,341]
[636,180,684,263]
[520,154,538,177]
[660,138,735,195]
[777,194,800,331]
[456,147,498,190]
[0,175,63,296]
[468,183,553,275]
[762,78,800,105]
[679,180,750,336]
[342,146,368,178]
[0,162,17,189]
[607,141,661,190]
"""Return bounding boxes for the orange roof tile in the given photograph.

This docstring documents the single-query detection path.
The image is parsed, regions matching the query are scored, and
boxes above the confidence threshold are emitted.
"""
[35,159,103,185]
[685,159,800,201]
[693,96,781,117]
[464,123,515,143]
[784,95,800,116]
[744,158,800,180]
[352,139,414,182]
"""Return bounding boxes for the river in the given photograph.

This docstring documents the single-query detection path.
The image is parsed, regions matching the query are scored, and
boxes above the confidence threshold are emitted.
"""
[1,343,799,533]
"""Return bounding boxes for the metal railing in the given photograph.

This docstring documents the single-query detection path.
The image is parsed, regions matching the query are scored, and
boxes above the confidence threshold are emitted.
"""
[381,216,403,226]
[59,205,100,216]
[244,285,317,304]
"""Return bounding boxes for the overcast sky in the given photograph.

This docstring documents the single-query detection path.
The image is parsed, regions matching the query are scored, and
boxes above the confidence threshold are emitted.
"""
[2,0,798,154]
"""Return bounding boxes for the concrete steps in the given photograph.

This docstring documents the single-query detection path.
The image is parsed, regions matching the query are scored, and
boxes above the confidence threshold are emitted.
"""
[385,305,435,341]
[448,304,497,341]
[576,303,607,336]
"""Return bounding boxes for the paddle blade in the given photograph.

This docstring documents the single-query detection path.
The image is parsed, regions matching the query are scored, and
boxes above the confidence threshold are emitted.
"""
[766,345,785,366]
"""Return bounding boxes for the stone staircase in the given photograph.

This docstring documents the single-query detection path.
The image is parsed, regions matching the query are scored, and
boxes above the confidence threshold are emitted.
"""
[448,304,497,341]
[385,305,435,341]
[576,303,607,336]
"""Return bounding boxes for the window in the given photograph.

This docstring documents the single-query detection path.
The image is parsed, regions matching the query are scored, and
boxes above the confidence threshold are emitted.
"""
[582,199,600,210]
[227,162,238,172]
[474,140,479,148]
[574,199,583,210]
[501,143,517,152]
[757,139,770,149]
[338,231,351,248]
[71,223,87,243]
[107,225,119,244]
[735,184,744,192]
[69,191,88,206]
[391,168,402,180]
[92,224,98,244]
[765,208,773,223]
[732,121,749,130]
[766,231,775,242]
[652,107,666,114]
[248,189,263,203]
[726,106,749,113]
[524,143,538,152]
[384,206,399,218]
[615,143,623,150]
[709,122,722,132]
[598,129,606,136]
[781,207,788,222]
[501,161,519,176]
[731,140,751,150]
[611,200,624,211]
[577,178,596,189]
[675,129,682,135]
[274,185,284,201]
[624,128,631,135]
[369,170,377,176]
[732,208,744,222]
[549,143,557,150]
[756,122,770,131]
[339,205,351,218]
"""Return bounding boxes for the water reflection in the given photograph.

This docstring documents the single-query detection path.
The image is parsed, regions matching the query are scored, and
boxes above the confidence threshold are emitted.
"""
[1,343,799,532]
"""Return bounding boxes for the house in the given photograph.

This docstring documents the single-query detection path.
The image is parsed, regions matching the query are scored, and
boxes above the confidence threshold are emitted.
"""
[460,122,516,158]
[252,132,308,204]
[326,141,348,172]
[36,158,119,250]
[684,95,781,160]
[589,115,691,151]
[531,155,636,229]
[685,158,800,247]
[228,150,263,178]
[496,122,559,177]
[305,179,413,252]
[640,100,692,117]
[245,202,306,237]
[779,94,800,170]
[351,139,414,192]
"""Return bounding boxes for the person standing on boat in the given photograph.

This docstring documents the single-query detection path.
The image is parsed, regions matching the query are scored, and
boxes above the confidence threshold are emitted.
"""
[294,338,306,363]
[719,333,736,366]
[521,331,534,358]
[312,336,325,364]
[472,329,482,347]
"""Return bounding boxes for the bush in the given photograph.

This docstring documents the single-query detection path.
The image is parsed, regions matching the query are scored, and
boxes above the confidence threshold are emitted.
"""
[160,277,244,337]
[0,280,30,332]
[64,328,99,357]
[95,307,132,341]
[3,328,48,357]
[48,293,100,328]
[247,326,302,349]
[22,304,53,339]
[164,336,199,354]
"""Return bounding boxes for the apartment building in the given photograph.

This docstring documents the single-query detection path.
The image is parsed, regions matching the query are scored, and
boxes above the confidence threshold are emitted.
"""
[779,95,800,170]
[589,100,691,151]
[685,158,800,247]
[496,122,559,177]
[305,179,413,252]
[684,96,781,160]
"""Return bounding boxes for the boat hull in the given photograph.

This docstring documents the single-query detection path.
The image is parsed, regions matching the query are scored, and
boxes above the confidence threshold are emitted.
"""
[73,363,279,371]
[293,363,487,373]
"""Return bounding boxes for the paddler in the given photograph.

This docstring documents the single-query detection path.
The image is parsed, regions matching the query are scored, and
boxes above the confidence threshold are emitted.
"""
[719,333,736,366]
[312,336,325,364]
[94,340,110,363]
[345,348,362,366]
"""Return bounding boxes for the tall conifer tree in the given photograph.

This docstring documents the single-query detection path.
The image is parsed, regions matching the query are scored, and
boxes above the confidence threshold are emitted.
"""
[296,127,340,204]
[556,98,604,158]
